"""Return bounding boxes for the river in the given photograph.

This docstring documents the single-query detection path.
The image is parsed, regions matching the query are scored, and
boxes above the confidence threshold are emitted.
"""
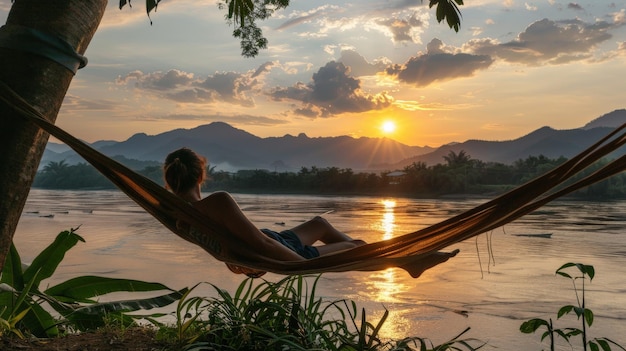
[14,189,626,349]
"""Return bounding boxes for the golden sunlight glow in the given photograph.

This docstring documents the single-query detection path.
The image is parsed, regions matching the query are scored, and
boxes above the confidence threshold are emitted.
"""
[381,120,396,134]
[381,199,396,240]
[364,199,408,306]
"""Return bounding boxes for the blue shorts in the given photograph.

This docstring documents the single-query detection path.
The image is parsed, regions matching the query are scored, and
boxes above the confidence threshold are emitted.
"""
[261,229,320,259]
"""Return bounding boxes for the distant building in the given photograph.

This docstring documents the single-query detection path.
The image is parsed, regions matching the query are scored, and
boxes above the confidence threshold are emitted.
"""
[386,171,406,185]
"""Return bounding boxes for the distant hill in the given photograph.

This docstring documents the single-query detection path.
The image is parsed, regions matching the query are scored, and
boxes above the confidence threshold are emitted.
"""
[583,109,626,129]
[42,109,625,172]
[385,125,621,170]
[41,122,433,171]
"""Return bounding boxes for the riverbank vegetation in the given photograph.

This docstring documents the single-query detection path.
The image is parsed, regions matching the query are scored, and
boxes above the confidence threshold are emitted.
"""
[2,229,625,350]
[33,152,626,199]
[1,229,483,350]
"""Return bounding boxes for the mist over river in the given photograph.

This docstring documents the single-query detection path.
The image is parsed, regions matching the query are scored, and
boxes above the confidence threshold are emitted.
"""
[14,189,626,349]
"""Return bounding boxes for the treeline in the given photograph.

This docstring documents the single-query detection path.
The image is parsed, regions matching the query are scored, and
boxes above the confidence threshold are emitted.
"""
[33,151,626,199]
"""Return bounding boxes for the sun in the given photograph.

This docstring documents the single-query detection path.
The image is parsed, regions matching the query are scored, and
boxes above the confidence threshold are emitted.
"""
[381,120,396,134]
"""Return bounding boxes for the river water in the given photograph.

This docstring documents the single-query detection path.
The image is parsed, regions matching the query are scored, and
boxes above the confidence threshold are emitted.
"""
[14,189,626,349]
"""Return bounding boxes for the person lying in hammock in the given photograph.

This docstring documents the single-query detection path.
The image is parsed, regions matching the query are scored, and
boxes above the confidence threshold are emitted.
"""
[163,147,366,277]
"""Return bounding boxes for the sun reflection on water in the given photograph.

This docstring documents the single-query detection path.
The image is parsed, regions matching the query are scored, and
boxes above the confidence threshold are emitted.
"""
[364,198,415,339]
[381,199,396,240]
[364,199,410,303]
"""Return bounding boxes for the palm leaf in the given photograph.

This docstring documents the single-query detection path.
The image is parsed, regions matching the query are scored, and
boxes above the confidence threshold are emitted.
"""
[0,243,24,289]
[146,0,161,15]
[64,288,187,330]
[72,287,187,316]
[19,300,58,337]
[0,244,25,318]
[23,229,84,288]
[45,275,175,303]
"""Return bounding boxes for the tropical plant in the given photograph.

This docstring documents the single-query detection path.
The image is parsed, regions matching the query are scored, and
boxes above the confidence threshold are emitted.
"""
[0,292,28,339]
[0,227,186,337]
[520,263,626,351]
[150,283,211,348]
[162,275,484,351]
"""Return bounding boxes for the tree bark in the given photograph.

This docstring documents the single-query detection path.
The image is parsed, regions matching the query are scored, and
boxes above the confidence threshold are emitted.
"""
[0,0,107,271]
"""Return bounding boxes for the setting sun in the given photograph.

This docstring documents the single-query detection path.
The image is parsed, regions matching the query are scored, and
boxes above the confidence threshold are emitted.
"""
[381,120,396,134]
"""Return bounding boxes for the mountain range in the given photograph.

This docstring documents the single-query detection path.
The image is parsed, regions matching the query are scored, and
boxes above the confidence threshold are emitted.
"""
[41,109,626,172]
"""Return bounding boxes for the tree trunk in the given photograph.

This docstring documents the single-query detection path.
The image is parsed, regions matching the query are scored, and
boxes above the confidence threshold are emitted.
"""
[0,0,107,271]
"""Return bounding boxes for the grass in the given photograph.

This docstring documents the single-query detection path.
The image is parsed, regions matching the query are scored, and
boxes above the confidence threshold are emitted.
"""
[3,229,625,350]
[150,275,484,350]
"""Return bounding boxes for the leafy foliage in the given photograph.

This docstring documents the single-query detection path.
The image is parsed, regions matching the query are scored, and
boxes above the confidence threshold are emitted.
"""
[155,275,484,350]
[520,263,626,351]
[35,153,626,199]
[0,228,185,337]
[429,0,464,32]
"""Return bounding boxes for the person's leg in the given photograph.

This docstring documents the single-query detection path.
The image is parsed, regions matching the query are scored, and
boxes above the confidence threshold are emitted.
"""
[290,216,367,255]
[289,216,356,245]
[314,240,366,256]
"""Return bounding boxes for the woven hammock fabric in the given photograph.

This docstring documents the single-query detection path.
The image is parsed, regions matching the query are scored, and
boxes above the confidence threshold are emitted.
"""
[3,81,625,278]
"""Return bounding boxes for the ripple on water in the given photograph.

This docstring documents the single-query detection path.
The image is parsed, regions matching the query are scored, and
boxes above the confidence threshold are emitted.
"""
[14,190,626,348]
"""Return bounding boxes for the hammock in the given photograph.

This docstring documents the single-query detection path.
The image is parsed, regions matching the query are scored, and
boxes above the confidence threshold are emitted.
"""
[2,81,626,278]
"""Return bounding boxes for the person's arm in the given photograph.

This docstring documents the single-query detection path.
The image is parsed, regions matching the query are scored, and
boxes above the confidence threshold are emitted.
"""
[194,191,305,262]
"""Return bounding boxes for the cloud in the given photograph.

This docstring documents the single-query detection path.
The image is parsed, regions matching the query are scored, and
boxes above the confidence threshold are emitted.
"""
[275,5,337,30]
[618,41,626,55]
[374,13,426,43]
[525,3,538,11]
[337,50,389,76]
[269,61,393,117]
[61,94,118,111]
[193,71,258,107]
[275,3,430,45]
[116,69,194,90]
[464,18,616,65]
[160,113,289,126]
[567,3,583,11]
[115,65,270,107]
[252,61,276,78]
[613,9,626,25]
[384,38,494,87]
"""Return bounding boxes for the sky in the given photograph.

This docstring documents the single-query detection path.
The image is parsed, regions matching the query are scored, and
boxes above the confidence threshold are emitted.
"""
[1,0,625,147]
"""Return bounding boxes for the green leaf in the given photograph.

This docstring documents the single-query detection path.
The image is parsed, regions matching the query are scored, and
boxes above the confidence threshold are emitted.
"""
[10,268,40,320]
[590,341,600,351]
[429,0,462,32]
[45,276,174,303]
[557,262,577,270]
[23,229,85,288]
[1,243,24,289]
[596,339,610,351]
[0,244,25,318]
[565,328,582,337]
[556,262,576,278]
[557,305,575,318]
[73,288,187,316]
[584,308,594,327]
[555,329,570,341]
[65,288,187,331]
[146,0,161,15]
[574,306,585,318]
[595,337,626,351]
[582,264,595,280]
[520,318,548,333]
[20,301,58,337]
[556,271,573,279]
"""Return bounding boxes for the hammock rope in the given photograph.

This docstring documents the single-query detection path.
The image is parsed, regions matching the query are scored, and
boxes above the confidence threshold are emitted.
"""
[2,80,625,278]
